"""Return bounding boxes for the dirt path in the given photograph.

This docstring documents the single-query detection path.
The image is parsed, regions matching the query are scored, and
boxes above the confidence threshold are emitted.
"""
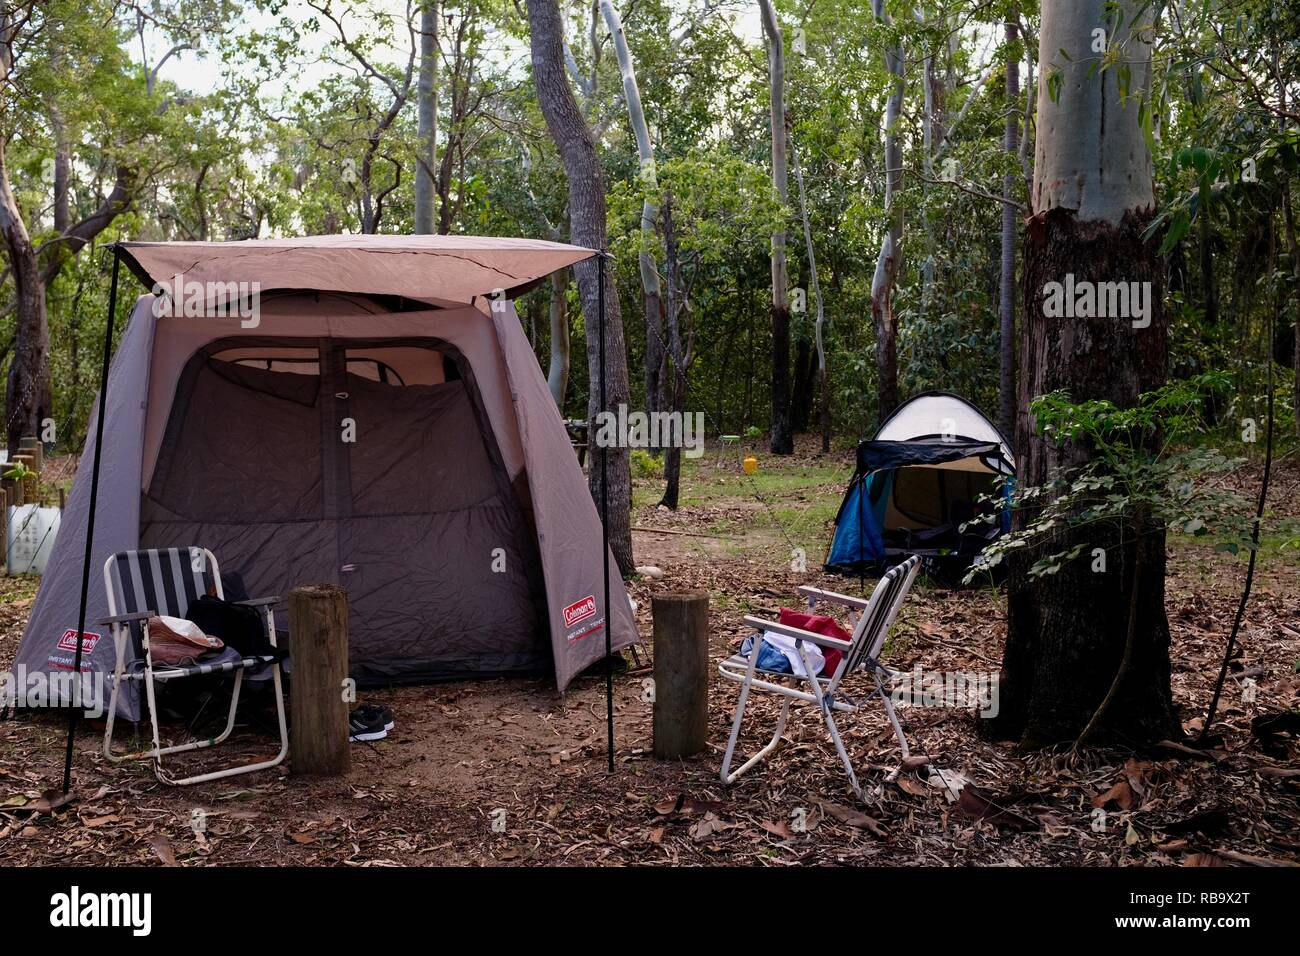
[1,441,1297,866]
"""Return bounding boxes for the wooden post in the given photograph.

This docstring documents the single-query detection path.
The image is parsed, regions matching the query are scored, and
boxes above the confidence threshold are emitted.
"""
[652,590,710,759]
[18,436,41,474]
[288,584,351,775]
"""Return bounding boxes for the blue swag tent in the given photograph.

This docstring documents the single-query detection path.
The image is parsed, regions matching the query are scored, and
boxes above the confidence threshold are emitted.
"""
[826,392,1015,580]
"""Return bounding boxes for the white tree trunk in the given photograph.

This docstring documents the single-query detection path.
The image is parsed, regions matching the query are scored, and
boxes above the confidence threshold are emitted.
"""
[415,2,438,234]
[598,0,666,423]
[1033,2,1154,224]
[870,0,904,417]
[548,269,571,407]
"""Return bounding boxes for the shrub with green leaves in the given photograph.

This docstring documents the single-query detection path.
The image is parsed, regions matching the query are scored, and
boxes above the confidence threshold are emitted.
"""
[630,449,664,479]
[964,373,1294,583]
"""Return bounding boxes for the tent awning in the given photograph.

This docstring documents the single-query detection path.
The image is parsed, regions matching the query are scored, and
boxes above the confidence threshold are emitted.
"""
[116,235,598,305]
[855,439,1010,474]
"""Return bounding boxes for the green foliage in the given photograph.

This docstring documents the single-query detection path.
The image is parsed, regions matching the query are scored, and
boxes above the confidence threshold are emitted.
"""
[966,375,1296,583]
[1,0,1295,475]
[629,448,664,479]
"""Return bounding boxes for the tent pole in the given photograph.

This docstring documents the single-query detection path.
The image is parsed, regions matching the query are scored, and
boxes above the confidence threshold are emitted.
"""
[599,252,613,774]
[62,244,121,793]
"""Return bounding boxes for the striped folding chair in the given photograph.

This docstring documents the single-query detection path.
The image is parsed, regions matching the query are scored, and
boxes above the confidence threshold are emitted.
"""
[719,555,921,802]
[100,547,288,786]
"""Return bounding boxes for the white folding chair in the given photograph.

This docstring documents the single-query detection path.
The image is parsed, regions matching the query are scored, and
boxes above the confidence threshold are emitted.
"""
[100,547,288,786]
[719,555,921,802]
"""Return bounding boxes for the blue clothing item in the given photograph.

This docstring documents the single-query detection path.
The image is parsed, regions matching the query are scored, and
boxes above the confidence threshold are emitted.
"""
[740,635,793,673]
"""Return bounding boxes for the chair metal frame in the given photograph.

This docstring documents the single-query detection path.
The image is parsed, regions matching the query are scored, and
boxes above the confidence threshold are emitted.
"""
[100,547,288,786]
[719,555,921,802]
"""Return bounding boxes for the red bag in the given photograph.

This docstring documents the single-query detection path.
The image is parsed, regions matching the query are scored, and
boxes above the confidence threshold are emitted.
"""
[778,608,853,676]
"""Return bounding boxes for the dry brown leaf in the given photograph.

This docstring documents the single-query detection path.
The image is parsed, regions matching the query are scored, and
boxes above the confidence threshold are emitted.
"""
[150,835,178,867]
[760,820,795,840]
[897,775,930,798]
[690,812,733,841]
[817,800,886,836]
[1092,779,1136,811]
[955,787,1038,831]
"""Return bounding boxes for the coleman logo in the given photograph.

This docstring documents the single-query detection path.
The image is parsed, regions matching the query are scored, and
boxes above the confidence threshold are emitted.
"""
[56,630,101,655]
[563,596,597,628]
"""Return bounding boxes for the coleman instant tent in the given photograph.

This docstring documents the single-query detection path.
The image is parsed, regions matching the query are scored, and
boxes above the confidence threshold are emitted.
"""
[16,236,638,730]
[826,392,1015,580]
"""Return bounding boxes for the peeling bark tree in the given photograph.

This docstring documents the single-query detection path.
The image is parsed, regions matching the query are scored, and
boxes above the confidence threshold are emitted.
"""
[599,0,666,433]
[998,15,1019,439]
[995,0,1178,747]
[526,0,634,573]
[758,0,793,455]
[870,0,904,420]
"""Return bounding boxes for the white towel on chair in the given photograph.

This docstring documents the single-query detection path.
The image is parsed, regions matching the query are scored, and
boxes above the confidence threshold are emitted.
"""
[762,630,826,678]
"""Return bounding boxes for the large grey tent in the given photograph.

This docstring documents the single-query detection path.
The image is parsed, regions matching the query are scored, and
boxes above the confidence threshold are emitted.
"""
[16,236,638,721]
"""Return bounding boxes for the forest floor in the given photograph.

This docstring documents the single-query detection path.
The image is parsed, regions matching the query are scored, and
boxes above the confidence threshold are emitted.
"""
[1,437,1297,866]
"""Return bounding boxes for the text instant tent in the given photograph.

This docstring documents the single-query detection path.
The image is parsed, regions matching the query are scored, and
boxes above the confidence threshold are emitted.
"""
[16,236,638,729]
[826,392,1015,579]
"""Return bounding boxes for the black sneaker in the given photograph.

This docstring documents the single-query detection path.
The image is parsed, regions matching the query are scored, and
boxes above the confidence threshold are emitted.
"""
[349,707,388,742]
[353,702,394,733]
[358,702,392,733]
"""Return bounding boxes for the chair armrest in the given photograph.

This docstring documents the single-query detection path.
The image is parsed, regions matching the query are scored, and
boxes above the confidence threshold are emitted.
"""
[235,596,280,609]
[796,585,870,611]
[742,615,853,652]
[96,610,154,627]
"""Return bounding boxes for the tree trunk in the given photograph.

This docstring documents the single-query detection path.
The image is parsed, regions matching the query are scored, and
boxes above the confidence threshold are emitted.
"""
[995,0,1178,748]
[1281,55,1300,437]
[758,0,793,455]
[791,133,828,450]
[598,0,666,434]
[790,337,814,432]
[870,0,903,421]
[548,269,571,408]
[414,1,438,235]
[0,139,50,455]
[659,193,685,510]
[527,0,634,574]
[52,108,71,236]
[1199,206,1218,328]
[998,15,1019,439]
[1284,186,1300,439]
